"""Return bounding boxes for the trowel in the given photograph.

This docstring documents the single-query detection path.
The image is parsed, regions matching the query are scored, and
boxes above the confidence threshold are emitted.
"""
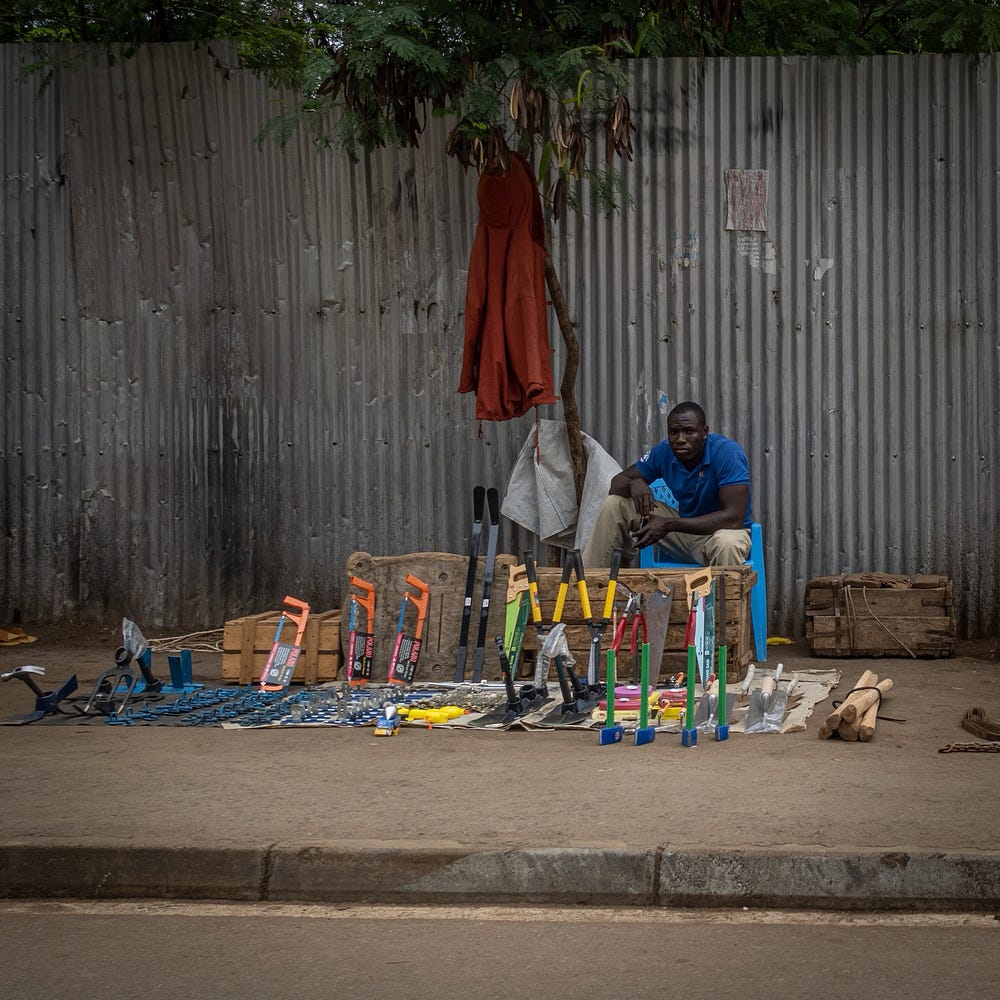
[745,663,784,733]
[761,672,798,732]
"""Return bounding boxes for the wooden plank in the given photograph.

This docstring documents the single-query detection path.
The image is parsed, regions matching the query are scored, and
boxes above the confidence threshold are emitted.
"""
[805,587,951,616]
[808,617,954,657]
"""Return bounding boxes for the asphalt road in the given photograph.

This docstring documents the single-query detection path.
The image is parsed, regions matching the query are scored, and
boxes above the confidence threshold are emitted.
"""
[1,900,996,1000]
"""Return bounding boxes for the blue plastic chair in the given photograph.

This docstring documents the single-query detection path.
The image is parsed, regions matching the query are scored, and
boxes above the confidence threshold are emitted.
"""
[637,480,768,662]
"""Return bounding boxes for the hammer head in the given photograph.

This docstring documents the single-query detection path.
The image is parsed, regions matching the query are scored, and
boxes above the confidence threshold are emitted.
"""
[1,665,46,681]
[599,724,623,745]
[634,725,656,746]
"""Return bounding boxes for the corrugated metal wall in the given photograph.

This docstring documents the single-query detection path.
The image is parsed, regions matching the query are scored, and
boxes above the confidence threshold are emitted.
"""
[2,44,997,638]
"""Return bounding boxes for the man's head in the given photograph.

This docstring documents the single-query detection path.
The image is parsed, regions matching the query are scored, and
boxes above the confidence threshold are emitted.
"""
[666,401,708,467]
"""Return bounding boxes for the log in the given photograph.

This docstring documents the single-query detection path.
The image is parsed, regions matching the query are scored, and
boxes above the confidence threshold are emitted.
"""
[823,670,877,731]
[858,699,880,742]
[841,678,894,724]
[837,717,862,741]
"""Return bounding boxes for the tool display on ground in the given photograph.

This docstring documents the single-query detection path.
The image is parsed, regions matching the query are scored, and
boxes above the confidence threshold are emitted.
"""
[746,662,782,732]
[682,637,698,747]
[634,643,655,746]
[470,487,500,683]
[454,485,486,683]
[612,590,647,687]
[347,576,376,686]
[715,584,729,741]
[534,550,602,723]
[698,578,716,686]
[599,648,623,745]
[523,550,554,699]
[586,547,621,688]
[642,586,673,686]
[462,637,538,728]
[373,703,401,736]
[818,668,893,741]
[387,574,430,685]
[1,665,79,725]
[259,596,311,691]
[503,563,529,676]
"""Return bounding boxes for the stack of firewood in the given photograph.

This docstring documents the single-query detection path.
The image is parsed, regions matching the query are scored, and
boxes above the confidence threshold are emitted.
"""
[818,669,893,741]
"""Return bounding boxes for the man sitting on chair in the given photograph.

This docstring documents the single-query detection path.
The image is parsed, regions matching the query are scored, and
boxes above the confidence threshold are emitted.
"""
[582,401,752,568]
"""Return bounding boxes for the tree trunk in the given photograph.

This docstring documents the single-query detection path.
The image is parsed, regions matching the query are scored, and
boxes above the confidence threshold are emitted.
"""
[543,255,587,505]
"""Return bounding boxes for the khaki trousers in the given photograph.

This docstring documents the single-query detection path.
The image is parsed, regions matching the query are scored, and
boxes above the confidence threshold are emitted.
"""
[581,494,751,569]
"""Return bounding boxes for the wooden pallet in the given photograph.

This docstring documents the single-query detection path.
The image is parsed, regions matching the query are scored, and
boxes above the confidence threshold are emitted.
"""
[804,572,955,658]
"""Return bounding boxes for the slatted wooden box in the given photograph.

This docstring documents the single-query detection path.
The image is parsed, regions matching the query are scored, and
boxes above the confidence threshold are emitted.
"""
[519,565,758,682]
[221,608,343,684]
[804,572,955,658]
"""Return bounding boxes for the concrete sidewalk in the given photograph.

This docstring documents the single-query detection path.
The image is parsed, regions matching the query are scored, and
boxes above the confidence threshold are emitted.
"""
[1,631,999,911]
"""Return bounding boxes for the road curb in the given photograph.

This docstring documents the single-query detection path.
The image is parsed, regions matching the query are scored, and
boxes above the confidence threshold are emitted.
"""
[1,842,998,911]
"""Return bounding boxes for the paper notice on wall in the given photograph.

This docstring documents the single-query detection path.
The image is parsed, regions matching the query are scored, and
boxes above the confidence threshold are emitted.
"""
[725,168,768,231]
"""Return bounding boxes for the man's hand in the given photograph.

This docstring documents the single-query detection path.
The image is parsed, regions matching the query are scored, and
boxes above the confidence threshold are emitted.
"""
[633,514,670,549]
[628,477,655,519]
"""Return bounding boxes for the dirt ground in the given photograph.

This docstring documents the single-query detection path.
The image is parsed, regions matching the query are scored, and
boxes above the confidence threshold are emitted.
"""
[2,620,999,858]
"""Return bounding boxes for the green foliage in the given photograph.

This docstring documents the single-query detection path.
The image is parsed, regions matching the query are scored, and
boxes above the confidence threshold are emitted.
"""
[588,166,635,217]
[4,0,1000,216]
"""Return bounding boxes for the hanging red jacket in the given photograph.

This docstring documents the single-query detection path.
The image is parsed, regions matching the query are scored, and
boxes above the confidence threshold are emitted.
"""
[458,151,558,421]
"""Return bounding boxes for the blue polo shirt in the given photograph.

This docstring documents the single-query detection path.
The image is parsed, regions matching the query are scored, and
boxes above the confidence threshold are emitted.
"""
[636,433,752,528]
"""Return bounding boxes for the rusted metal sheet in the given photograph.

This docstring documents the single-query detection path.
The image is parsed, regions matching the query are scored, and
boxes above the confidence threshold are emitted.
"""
[1,45,997,641]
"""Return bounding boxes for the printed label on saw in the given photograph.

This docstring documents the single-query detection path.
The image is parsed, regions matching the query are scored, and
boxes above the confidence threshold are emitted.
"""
[390,636,422,684]
[348,631,375,681]
[261,643,301,688]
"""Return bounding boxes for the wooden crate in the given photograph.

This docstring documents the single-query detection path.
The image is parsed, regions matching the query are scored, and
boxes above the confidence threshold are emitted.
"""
[221,608,343,684]
[344,550,518,684]
[804,572,955,658]
[518,565,758,682]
